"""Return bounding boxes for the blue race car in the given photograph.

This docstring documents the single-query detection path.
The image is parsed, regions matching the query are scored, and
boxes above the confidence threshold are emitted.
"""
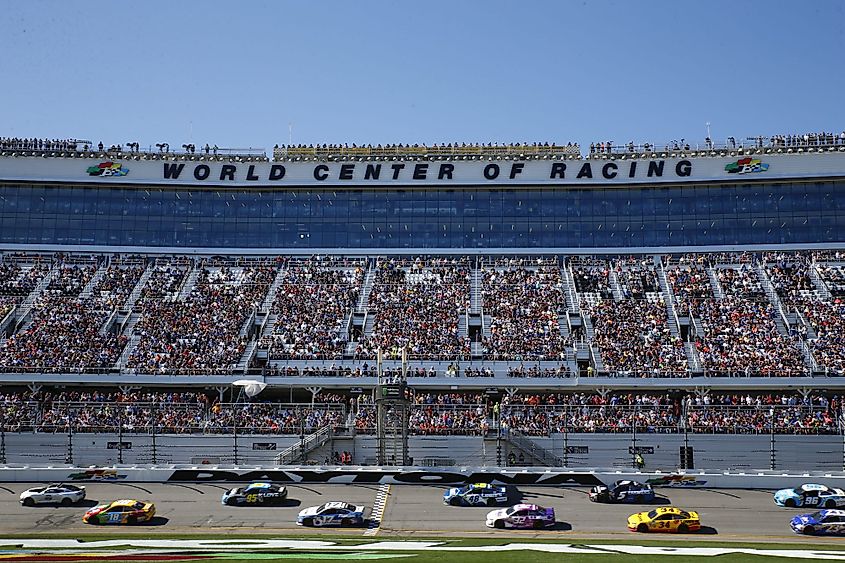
[791,509,845,536]
[221,482,288,506]
[296,501,366,527]
[589,480,655,504]
[774,484,845,508]
[443,482,508,507]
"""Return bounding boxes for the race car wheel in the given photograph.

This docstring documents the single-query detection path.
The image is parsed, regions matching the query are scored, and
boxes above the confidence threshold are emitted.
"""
[635,495,643,503]
[785,499,796,508]
[487,498,497,507]
[449,497,461,506]
[494,520,505,529]
[803,526,816,536]
[301,517,314,527]
[825,500,836,509]
[341,518,352,527]
[127,515,137,525]
[22,498,34,507]
[61,498,72,506]
[678,524,689,534]
[533,520,544,530]
[637,523,649,533]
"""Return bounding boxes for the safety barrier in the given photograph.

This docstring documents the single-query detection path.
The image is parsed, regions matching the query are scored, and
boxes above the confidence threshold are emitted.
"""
[2,465,845,489]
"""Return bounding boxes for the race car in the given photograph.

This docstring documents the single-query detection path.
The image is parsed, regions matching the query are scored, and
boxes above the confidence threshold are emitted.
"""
[774,483,845,508]
[790,509,845,536]
[443,482,508,507]
[82,499,156,525]
[221,482,288,506]
[19,483,86,506]
[589,480,655,504]
[296,501,366,527]
[627,507,701,533]
[485,503,556,529]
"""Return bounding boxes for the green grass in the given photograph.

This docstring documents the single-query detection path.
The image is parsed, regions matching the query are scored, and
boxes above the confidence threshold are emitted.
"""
[2,534,845,563]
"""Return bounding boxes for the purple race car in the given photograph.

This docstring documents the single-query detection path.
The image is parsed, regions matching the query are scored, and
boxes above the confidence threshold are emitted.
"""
[485,503,556,529]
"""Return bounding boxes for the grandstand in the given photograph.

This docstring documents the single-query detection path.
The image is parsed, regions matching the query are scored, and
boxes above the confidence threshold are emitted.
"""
[0,132,844,470]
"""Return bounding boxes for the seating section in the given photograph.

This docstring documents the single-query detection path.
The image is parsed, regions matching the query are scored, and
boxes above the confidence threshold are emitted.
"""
[0,251,840,376]
[0,260,134,372]
[483,259,567,360]
[356,258,470,360]
[265,260,364,359]
[127,263,274,374]
[0,388,838,436]
[586,259,686,376]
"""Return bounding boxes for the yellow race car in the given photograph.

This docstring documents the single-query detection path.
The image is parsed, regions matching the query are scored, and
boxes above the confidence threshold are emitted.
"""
[627,507,701,533]
[83,499,156,525]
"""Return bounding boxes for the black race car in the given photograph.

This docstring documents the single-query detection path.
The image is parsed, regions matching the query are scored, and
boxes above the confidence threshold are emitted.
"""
[589,480,655,503]
[221,482,288,506]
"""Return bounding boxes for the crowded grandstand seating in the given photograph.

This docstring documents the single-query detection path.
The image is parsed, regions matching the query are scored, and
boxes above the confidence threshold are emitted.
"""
[127,261,274,374]
[691,297,805,376]
[482,258,568,361]
[264,258,364,360]
[0,388,839,436]
[354,257,470,360]
[0,251,839,376]
[273,142,581,162]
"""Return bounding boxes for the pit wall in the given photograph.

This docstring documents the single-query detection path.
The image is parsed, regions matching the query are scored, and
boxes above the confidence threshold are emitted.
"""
[3,466,845,489]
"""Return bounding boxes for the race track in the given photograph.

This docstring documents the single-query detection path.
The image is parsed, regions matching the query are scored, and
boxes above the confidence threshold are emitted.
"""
[0,482,839,543]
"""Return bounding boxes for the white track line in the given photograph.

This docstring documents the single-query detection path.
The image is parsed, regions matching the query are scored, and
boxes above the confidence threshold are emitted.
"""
[364,484,391,536]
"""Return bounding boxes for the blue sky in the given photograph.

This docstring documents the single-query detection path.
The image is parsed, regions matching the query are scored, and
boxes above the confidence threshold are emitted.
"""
[1,0,843,153]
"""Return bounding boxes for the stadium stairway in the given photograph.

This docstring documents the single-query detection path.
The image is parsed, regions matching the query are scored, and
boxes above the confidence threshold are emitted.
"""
[274,426,335,465]
[581,314,605,373]
[809,264,834,299]
[470,267,482,313]
[355,265,376,313]
[559,264,581,314]
[685,341,703,372]
[707,265,726,298]
[123,262,155,311]
[755,264,820,372]
[78,262,108,300]
[177,266,200,300]
[13,266,56,332]
[656,259,681,338]
[234,340,258,374]
[608,269,624,301]
[261,265,288,312]
[500,429,564,467]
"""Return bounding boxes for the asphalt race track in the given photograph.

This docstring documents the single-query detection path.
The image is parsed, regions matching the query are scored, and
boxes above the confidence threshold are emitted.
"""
[0,482,838,543]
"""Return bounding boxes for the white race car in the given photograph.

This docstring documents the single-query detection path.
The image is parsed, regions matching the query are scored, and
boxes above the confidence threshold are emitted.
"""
[20,483,86,506]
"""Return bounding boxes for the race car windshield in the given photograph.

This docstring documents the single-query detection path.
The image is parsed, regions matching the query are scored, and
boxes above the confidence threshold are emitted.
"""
[132,502,145,510]
[647,510,660,519]
[505,507,517,516]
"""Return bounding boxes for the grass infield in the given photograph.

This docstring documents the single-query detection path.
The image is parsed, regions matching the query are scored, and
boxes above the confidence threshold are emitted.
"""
[1,534,845,562]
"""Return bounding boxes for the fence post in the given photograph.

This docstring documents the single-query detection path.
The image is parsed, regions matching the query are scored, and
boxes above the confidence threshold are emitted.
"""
[770,418,776,471]
[631,406,638,469]
[151,423,157,465]
[233,415,239,466]
[0,426,5,464]
[65,424,73,465]
[118,416,124,465]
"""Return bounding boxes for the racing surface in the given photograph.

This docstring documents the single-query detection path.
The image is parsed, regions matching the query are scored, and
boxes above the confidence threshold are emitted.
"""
[0,482,839,542]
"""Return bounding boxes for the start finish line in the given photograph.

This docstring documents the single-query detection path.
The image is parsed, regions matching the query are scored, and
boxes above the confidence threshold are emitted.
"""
[0,539,844,560]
